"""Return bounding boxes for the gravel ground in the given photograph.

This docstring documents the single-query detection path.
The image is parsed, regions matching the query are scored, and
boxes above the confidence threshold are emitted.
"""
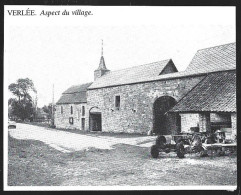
[8,132,237,186]
[9,123,157,153]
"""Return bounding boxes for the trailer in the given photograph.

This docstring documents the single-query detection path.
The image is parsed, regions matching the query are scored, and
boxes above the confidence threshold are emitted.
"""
[150,132,236,158]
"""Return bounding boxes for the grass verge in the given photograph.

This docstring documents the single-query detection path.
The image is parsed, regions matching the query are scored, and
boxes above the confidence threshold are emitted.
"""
[8,133,237,186]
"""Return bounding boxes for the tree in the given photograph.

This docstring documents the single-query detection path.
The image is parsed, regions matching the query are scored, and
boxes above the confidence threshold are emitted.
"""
[42,103,55,119]
[9,78,36,103]
[8,78,37,121]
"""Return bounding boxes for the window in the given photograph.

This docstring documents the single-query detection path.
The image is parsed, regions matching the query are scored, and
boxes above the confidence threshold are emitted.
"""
[61,106,63,114]
[69,117,74,124]
[115,95,120,109]
[82,106,85,116]
[70,106,73,114]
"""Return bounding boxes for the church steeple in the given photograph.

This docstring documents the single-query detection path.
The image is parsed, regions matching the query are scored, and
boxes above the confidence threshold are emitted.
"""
[94,40,110,80]
[98,56,107,70]
[101,39,103,56]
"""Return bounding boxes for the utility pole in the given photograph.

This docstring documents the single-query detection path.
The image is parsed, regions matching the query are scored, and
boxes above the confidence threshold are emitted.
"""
[52,84,55,126]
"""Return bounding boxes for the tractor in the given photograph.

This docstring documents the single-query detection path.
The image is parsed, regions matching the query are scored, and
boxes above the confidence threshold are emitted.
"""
[150,131,236,158]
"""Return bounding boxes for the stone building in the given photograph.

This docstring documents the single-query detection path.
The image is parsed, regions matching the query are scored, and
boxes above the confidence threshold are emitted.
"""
[170,43,236,138]
[55,82,92,130]
[55,42,236,137]
[170,70,236,139]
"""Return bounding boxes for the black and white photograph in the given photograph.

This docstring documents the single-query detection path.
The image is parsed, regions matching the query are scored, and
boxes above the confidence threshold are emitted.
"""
[4,4,237,191]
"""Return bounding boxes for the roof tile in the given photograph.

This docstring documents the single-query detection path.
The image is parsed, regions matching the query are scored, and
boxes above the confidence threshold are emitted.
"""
[89,42,236,89]
[170,71,236,113]
[56,82,92,104]
[89,59,176,89]
[185,42,236,74]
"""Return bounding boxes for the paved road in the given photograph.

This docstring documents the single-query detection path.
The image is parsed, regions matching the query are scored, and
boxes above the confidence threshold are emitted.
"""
[8,123,156,153]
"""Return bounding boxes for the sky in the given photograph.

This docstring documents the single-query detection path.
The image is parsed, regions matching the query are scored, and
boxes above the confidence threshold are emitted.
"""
[5,6,235,107]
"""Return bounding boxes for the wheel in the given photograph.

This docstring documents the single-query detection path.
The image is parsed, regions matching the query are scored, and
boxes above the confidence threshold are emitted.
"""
[216,148,223,156]
[199,148,208,157]
[150,145,159,158]
[165,148,171,153]
[176,142,185,158]
[155,136,166,149]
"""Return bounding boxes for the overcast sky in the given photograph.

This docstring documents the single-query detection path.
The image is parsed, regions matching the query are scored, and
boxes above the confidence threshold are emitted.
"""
[5,6,235,107]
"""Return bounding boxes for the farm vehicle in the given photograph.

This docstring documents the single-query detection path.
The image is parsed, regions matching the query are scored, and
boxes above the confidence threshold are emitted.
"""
[150,131,236,158]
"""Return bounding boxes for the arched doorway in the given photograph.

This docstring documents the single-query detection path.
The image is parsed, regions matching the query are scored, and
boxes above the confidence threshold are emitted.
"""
[89,107,102,131]
[153,96,181,135]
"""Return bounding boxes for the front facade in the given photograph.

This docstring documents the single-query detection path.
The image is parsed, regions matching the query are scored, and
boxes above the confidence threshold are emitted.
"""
[55,42,236,137]
[55,103,87,130]
[87,75,204,134]
[55,83,92,130]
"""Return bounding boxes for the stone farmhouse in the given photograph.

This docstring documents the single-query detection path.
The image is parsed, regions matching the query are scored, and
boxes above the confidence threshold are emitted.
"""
[55,42,236,138]
[55,82,92,130]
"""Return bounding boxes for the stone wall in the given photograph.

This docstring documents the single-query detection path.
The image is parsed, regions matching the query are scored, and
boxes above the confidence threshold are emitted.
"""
[55,103,87,130]
[87,75,204,134]
[180,113,233,133]
[180,113,199,132]
[180,113,237,136]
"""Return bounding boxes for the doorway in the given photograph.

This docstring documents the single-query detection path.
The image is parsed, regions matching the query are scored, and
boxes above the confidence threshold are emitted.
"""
[90,113,102,131]
[153,96,180,135]
[81,118,85,130]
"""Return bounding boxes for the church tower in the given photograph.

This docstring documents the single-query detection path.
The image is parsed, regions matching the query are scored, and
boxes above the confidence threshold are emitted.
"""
[94,40,110,80]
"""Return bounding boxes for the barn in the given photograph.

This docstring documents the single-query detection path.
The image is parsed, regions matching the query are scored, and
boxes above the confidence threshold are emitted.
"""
[55,42,236,138]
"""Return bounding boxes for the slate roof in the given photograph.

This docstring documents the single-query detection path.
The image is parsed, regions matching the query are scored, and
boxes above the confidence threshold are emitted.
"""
[89,59,177,89]
[96,56,108,70]
[185,42,236,74]
[89,42,236,90]
[63,82,93,93]
[56,82,92,104]
[170,71,236,113]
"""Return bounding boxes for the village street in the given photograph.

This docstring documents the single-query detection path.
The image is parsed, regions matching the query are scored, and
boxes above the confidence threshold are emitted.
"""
[8,123,237,186]
[8,123,156,153]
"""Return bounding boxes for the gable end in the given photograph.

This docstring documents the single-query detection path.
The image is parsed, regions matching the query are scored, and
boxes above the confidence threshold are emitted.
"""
[159,60,178,75]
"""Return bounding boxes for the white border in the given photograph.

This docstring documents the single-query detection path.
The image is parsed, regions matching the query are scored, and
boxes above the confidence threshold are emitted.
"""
[4,5,237,191]
[4,186,238,191]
